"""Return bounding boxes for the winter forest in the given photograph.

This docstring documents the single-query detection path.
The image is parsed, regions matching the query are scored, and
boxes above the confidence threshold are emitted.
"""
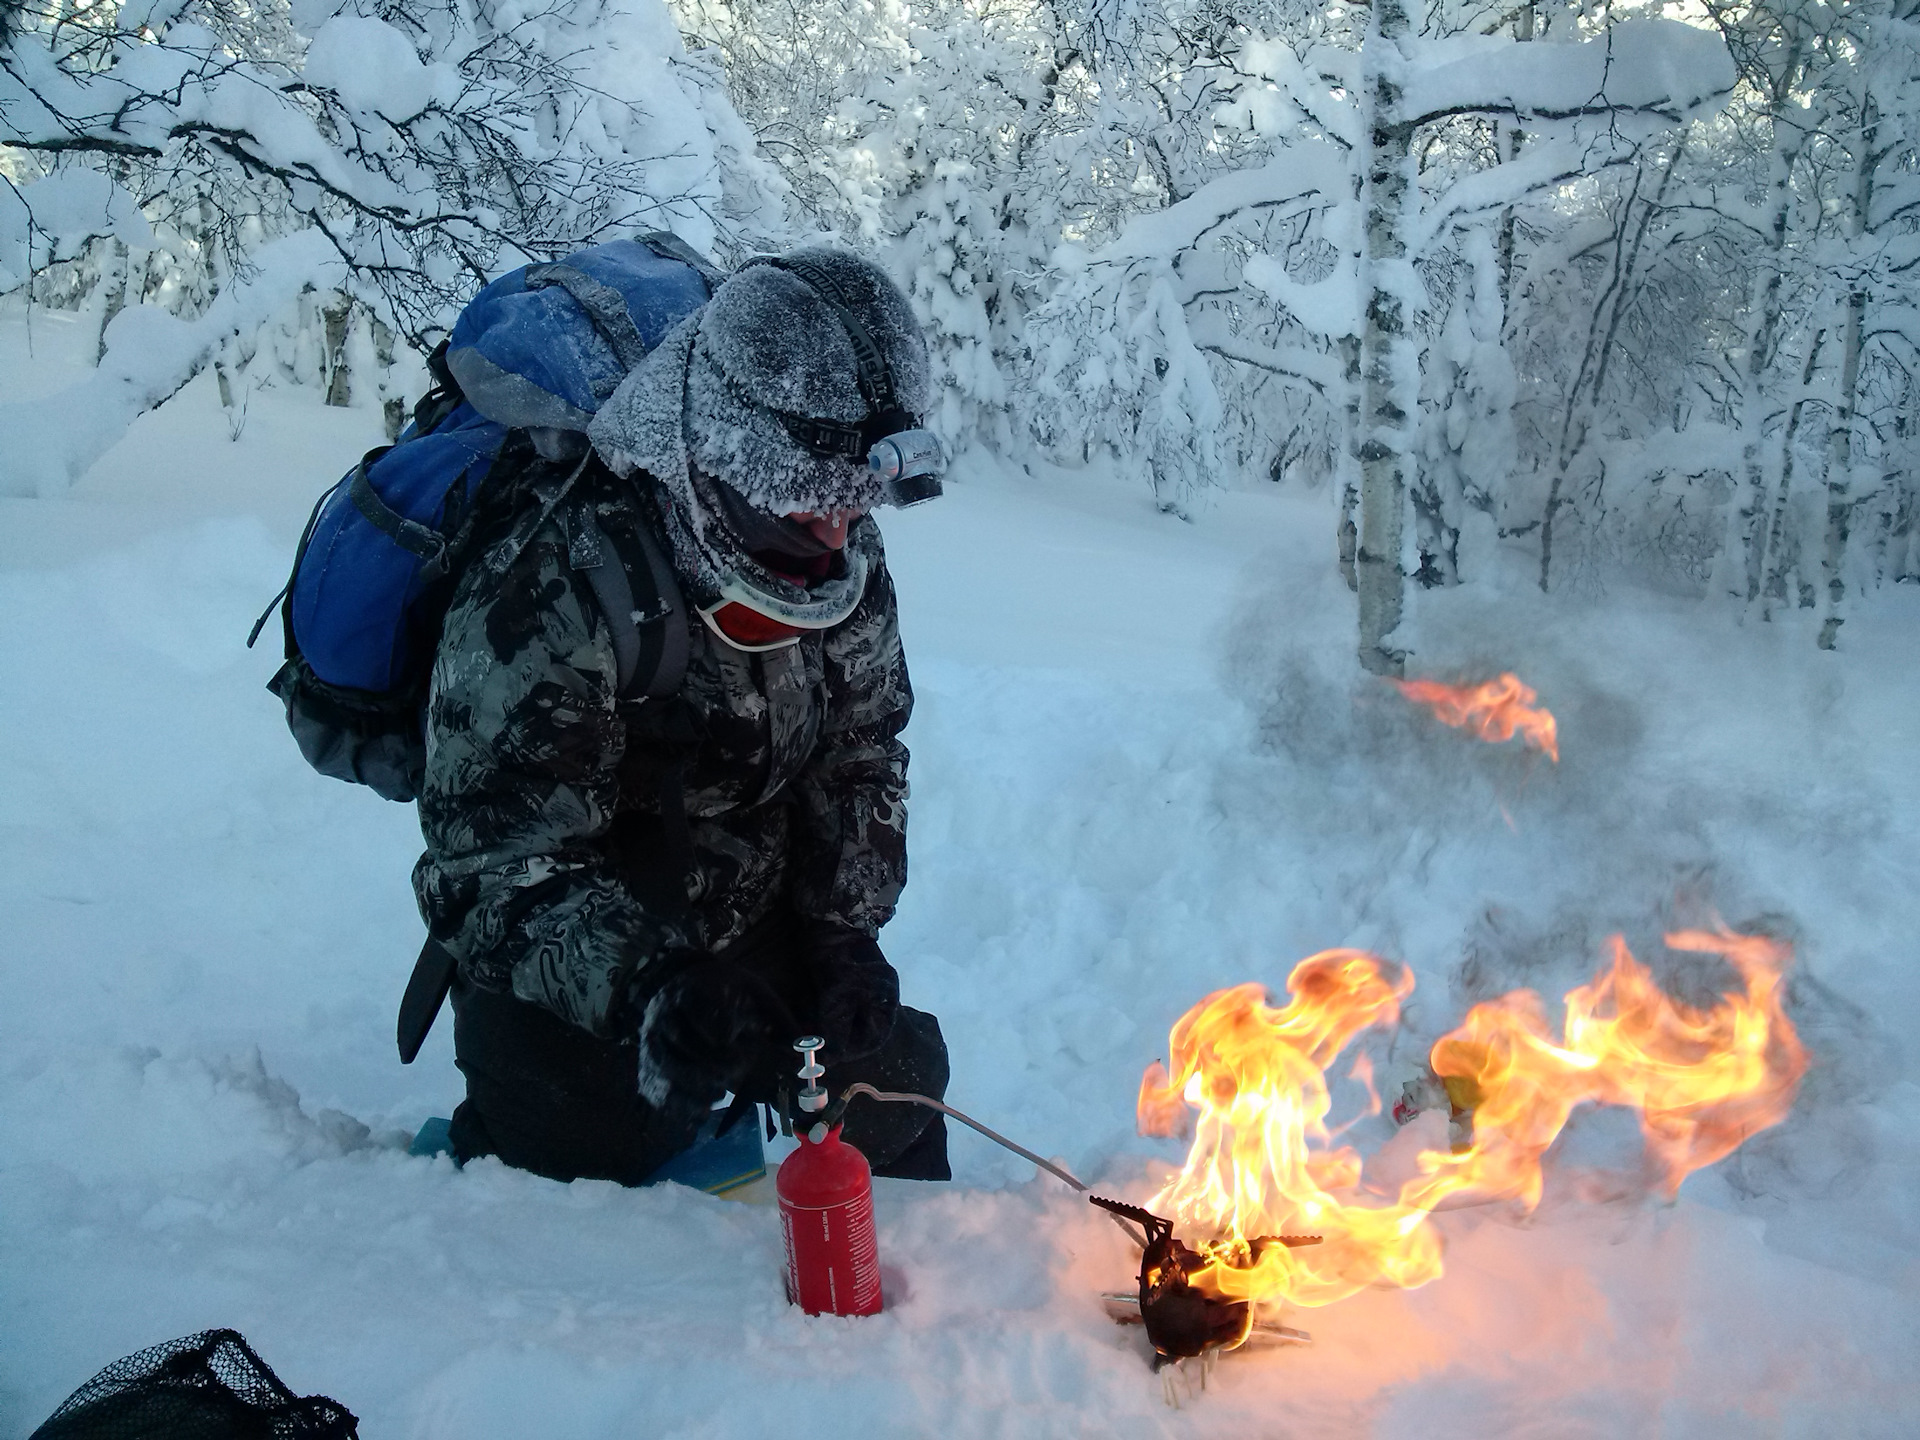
[6,0,1916,662]
[6,0,1920,1434]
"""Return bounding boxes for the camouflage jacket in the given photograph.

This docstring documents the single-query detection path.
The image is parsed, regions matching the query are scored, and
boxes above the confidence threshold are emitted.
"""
[411,458,912,1038]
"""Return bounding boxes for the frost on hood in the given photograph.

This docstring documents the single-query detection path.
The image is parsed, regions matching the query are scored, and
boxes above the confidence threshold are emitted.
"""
[588,246,927,605]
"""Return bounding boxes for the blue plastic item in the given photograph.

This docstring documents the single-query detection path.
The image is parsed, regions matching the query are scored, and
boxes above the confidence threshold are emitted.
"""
[444,239,715,430]
[649,1108,769,1197]
[408,1115,455,1159]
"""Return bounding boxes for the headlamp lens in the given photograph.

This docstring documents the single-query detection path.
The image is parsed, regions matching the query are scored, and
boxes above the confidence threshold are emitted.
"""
[867,429,946,507]
[886,472,943,507]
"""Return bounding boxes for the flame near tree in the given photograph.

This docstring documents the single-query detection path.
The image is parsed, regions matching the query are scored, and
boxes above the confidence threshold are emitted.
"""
[1393,673,1560,762]
[1136,930,1806,1310]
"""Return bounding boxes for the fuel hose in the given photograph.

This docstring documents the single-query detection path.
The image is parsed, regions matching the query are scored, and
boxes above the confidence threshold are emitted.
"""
[828,1083,1148,1248]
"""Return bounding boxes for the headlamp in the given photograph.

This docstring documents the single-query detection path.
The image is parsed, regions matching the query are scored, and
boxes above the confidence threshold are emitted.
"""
[868,428,945,507]
[746,253,947,510]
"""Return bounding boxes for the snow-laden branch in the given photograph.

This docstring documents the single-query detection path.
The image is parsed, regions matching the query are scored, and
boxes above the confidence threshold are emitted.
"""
[0,230,345,498]
[1411,135,1608,252]
[3,2,785,320]
[1089,140,1350,264]
[1233,40,1363,151]
[0,0,788,498]
[1242,253,1360,339]
[1186,321,1341,391]
[1404,19,1738,125]
[0,169,152,291]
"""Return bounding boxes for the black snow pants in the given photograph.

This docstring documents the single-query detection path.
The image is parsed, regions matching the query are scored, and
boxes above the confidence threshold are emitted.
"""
[445,909,951,1186]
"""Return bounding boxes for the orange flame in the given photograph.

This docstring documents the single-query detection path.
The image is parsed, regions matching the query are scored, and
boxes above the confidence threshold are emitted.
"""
[1136,929,1805,1309]
[1393,673,1560,762]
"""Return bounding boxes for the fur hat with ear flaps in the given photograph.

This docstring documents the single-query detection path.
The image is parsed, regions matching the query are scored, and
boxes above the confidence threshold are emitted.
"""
[588,245,930,607]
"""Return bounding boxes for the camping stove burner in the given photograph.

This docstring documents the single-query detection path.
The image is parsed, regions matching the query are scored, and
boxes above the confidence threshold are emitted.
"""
[1089,1196,1316,1380]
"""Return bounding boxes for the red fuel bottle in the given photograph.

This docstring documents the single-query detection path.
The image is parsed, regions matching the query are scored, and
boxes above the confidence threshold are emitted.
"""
[777,1038,882,1316]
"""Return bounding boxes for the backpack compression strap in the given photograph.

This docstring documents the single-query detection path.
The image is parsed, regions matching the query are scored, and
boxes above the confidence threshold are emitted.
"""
[349,448,450,571]
[525,264,652,373]
[635,231,726,292]
[524,232,725,377]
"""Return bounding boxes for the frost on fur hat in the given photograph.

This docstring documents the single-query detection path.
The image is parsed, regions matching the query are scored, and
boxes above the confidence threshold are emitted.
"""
[591,244,929,516]
[588,244,925,606]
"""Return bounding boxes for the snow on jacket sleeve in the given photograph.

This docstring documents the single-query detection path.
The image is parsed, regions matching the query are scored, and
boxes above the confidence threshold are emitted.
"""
[411,517,684,1037]
[787,545,913,937]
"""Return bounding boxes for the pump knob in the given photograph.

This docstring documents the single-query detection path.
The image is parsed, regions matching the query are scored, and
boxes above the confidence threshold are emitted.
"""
[794,1035,828,1113]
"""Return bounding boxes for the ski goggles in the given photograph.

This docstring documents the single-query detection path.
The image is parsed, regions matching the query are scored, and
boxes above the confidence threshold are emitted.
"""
[697,552,871,653]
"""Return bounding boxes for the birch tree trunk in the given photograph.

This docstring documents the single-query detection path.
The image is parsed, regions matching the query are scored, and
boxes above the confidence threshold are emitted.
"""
[1338,333,1362,592]
[1819,85,1879,651]
[95,240,129,366]
[1355,0,1416,676]
[1496,1,1534,319]
[1819,286,1865,649]
[1736,31,1814,604]
[1738,153,1806,600]
[1758,327,1827,618]
[322,295,353,408]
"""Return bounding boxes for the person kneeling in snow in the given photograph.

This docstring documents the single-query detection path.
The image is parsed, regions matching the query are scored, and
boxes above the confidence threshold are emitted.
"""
[413,248,951,1183]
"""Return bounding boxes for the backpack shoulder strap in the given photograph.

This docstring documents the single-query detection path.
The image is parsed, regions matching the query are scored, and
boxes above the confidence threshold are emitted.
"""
[629,513,691,701]
[561,490,689,702]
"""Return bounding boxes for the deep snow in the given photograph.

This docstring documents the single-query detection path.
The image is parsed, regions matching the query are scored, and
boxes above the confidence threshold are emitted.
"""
[3,299,1918,1437]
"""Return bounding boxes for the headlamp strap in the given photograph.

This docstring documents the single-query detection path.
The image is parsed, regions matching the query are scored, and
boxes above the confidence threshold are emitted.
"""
[743,256,920,462]
[779,414,866,461]
[752,255,900,417]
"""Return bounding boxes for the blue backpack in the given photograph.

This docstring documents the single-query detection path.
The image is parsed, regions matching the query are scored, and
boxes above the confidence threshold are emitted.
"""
[255,232,719,802]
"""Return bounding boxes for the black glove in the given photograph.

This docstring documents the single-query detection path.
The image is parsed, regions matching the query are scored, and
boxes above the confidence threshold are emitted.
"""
[633,957,796,1109]
[804,923,900,1064]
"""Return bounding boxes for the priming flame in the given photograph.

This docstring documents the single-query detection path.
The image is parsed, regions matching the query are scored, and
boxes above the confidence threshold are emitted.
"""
[1393,673,1560,762]
[1136,929,1806,1309]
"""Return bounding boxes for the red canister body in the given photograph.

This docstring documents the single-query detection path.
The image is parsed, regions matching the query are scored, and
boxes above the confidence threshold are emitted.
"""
[777,1124,882,1316]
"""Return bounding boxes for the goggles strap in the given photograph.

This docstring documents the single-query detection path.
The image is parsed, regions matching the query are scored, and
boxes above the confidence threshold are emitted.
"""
[701,602,804,652]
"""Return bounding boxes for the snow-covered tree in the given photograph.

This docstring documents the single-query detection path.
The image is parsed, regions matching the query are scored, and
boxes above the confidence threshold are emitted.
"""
[1,0,785,496]
[9,0,1910,654]
[1019,8,1736,669]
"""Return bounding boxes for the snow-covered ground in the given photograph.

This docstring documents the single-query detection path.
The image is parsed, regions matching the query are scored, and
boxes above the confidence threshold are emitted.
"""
[4,300,1919,1437]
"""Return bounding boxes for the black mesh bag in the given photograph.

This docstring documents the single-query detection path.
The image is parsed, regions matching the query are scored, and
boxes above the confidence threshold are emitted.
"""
[29,1330,358,1440]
